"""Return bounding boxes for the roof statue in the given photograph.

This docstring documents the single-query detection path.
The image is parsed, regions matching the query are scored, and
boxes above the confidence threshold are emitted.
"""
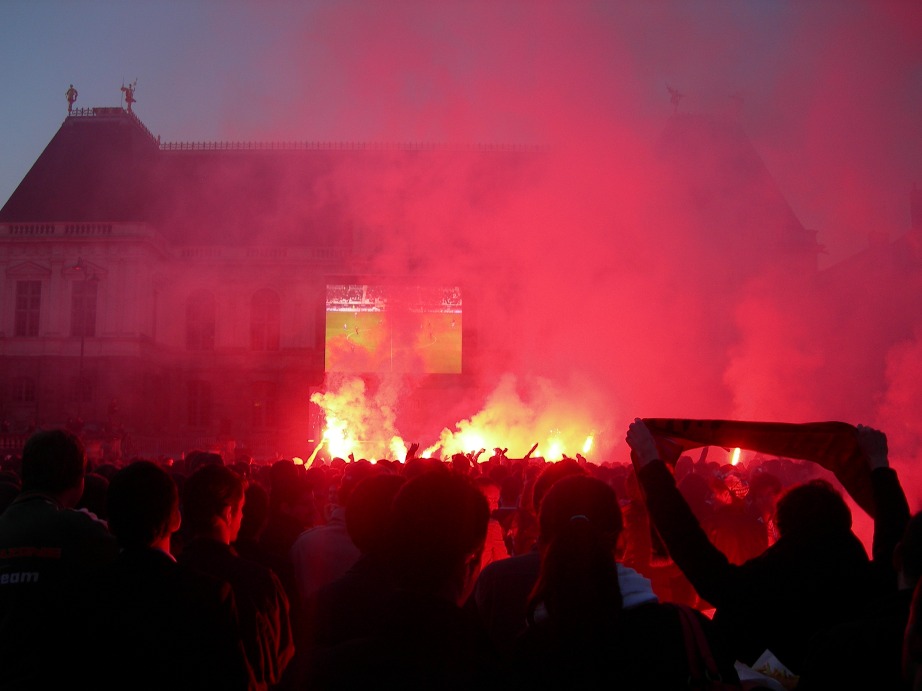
[66,84,78,114]
[666,84,684,114]
[120,79,137,113]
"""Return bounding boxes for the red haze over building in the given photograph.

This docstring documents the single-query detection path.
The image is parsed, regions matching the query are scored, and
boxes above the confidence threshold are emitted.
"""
[0,100,919,499]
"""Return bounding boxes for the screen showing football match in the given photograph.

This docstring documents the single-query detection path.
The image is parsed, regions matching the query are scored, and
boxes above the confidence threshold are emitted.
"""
[325,284,462,374]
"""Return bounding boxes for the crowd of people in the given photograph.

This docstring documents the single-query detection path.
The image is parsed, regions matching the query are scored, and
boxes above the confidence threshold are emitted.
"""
[0,419,918,689]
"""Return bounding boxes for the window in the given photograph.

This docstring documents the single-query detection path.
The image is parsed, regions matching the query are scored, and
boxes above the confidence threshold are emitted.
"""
[10,377,36,404]
[251,289,280,351]
[251,381,278,429]
[70,279,98,337]
[14,281,41,337]
[186,291,215,351]
[188,380,212,427]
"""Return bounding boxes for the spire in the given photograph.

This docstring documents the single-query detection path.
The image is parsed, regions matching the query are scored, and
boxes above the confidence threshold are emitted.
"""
[666,84,684,114]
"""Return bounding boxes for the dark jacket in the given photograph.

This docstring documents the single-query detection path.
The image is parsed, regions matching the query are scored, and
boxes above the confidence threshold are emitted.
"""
[510,600,738,690]
[307,551,394,649]
[180,537,295,690]
[305,588,501,690]
[60,547,254,691]
[637,461,908,672]
[797,587,914,691]
[0,493,117,615]
[0,493,118,687]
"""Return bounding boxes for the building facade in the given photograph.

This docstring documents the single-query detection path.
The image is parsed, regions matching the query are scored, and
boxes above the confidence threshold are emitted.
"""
[1,104,824,462]
[0,108,351,460]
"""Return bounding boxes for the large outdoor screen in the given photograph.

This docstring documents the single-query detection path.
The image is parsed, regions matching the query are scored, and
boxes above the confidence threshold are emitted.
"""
[325,284,462,374]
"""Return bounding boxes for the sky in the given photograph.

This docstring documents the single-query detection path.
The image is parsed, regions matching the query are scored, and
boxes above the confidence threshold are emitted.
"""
[2,0,922,523]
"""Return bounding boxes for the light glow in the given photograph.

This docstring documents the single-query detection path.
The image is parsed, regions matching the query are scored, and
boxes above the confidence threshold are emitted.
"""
[309,375,607,464]
[323,416,355,459]
[389,436,408,462]
[545,440,564,461]
[458,430,487,456]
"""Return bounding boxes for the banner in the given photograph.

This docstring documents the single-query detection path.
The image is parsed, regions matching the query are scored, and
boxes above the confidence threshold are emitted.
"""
[641,419,876,517]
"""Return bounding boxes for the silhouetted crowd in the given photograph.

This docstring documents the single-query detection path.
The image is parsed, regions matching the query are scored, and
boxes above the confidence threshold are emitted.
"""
[0,420,919,690]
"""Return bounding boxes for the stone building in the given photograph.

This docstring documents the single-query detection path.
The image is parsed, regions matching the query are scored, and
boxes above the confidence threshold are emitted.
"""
[0,103,822,461]
[0,107,372,459]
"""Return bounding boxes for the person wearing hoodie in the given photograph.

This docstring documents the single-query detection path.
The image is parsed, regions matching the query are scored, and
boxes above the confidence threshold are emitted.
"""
[508,475,738,689]
[470,459,659,655]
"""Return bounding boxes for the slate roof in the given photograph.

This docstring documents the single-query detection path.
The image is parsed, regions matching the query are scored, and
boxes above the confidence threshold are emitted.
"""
[1,107,816,257]
[0,108,159,224]
[0,109,364,246]
[0,108,535,247]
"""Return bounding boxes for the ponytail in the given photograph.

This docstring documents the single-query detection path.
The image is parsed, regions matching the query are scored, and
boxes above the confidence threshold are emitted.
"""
[528,476,624,639]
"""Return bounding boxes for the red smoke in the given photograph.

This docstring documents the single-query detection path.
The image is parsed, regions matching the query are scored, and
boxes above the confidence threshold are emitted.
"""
[179,2,922,527]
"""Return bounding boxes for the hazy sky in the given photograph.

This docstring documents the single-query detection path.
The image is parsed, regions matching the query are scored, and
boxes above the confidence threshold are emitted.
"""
[2,0,920,267]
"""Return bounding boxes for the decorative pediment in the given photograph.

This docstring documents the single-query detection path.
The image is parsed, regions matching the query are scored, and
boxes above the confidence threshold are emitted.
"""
[6,261,51,279]
[61,258,107,280]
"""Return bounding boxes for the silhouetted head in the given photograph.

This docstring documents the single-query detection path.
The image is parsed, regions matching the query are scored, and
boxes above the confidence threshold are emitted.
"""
[21,429,86,498]
[268,459,299,504]
[346,472,406,554]
[107,461,179,549]
[775,479,851,539]
[538,475,623,548]
[531,458,587,515]
[185,450,224,474]
[338,459,376,506]
[451,452,472,474]
[386,469,489,602]
[76,472,110,519]
[238,482,270,542]
[403,456,441,480]
[182,464,247,540]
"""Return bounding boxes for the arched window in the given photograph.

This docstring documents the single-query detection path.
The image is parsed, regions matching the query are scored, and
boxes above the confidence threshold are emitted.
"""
[186,290,215,351]
[250,289,280,351]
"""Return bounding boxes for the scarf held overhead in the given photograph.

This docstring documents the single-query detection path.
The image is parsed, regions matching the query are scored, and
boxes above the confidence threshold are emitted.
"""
[640,419,876,517]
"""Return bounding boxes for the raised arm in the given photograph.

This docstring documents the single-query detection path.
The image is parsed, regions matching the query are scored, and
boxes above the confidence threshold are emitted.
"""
[626,419,738,606]
[857,424,910,581]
